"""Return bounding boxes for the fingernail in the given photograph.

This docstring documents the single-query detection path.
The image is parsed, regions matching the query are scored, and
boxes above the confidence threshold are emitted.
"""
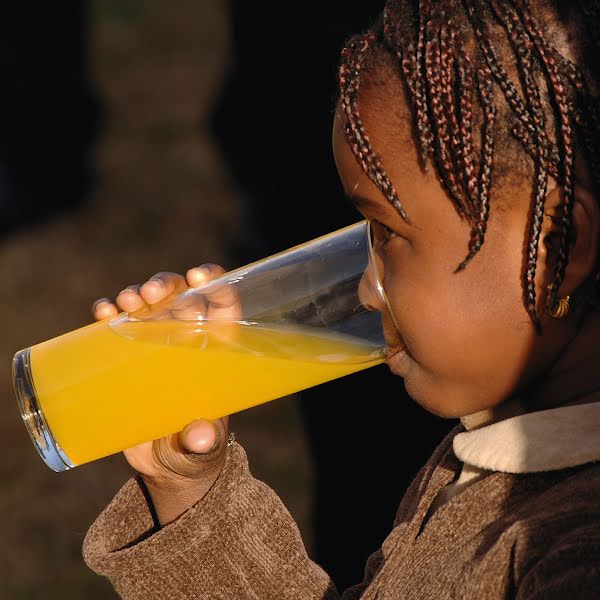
[187,432,217,454]
[94,301,110,314]
[188,267,207,284]
[205,439,220,454]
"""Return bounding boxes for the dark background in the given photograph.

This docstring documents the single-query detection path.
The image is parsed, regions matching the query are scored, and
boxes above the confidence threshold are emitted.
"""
[0,1,451,597]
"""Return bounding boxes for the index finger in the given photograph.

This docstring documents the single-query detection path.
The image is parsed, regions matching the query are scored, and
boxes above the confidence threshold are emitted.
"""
[139,272,188,305]
[172,264,242,322]
[129,272,189,321]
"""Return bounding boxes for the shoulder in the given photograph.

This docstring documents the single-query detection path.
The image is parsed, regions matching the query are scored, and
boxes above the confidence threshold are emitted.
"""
[508,463,600,598]
[507,462,600,540]
[518,461,600,522]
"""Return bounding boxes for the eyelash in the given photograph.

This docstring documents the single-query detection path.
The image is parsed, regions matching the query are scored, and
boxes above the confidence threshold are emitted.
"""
[374,222,399,247]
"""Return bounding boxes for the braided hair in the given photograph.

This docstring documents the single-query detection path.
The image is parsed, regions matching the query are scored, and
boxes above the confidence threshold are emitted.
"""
[338,0,600,331]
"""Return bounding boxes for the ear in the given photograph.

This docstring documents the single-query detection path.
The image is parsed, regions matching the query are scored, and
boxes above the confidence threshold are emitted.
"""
[542,182,599,295]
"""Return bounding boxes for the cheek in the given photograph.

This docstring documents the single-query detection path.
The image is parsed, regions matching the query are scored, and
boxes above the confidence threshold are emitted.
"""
[380,234,537,408]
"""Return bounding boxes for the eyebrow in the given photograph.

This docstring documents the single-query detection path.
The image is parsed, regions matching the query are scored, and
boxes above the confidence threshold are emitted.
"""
[345,193,398,221]
[346,192,419,233]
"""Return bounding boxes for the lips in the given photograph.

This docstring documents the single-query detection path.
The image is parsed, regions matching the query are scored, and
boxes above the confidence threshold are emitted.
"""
[386,347,410,376]
[382,321,410,376]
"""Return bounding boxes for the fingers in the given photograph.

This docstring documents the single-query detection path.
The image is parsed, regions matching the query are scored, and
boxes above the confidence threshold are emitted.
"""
[180,416,229,453]
[186,264,226,288]
[179,419,220,453]
[139,272,188,305]
[123,440,157,478]
[92,264,237,325]
[116,285,145,313]
[186,263,242,322]
[123,418,230,481]
[92,298,120,321]
[91,272,190,322]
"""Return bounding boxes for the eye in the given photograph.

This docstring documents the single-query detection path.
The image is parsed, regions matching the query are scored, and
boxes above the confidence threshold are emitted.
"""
[382,225,398,245]
[372,221,399,247]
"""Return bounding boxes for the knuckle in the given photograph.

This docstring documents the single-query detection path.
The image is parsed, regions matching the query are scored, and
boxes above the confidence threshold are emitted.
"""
[152,431,226,478]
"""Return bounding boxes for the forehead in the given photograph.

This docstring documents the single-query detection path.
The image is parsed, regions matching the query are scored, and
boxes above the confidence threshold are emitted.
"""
[332,90,416,187]
[331,86,524,233]
[331,96,449,228]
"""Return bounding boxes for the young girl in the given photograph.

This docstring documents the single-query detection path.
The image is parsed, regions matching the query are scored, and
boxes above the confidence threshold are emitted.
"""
[83,0,600,597]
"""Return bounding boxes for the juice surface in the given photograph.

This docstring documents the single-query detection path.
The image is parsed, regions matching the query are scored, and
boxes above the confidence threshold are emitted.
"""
[30,318,384,466]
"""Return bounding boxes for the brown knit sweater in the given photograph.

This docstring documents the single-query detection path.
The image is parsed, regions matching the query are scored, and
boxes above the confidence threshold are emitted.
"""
[84,404,600,599]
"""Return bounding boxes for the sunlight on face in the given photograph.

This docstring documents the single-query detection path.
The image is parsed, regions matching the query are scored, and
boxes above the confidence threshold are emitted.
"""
[331,93,565,418]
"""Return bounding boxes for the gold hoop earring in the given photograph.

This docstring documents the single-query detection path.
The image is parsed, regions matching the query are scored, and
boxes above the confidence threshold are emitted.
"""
[548,285,571,319]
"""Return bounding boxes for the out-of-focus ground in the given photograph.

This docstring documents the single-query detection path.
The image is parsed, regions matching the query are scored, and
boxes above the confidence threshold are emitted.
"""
[0,1,312,597]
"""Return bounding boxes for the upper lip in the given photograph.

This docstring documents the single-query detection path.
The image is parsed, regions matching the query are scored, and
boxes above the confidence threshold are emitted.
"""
[385,335,407,359]
[384,340,407,360]
[382,320,406,358]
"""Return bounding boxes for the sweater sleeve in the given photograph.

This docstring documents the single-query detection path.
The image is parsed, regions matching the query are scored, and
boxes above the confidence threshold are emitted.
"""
[83,443,382,600]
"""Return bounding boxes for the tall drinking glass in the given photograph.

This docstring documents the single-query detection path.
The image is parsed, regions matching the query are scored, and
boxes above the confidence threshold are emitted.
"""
[12,220,387,472]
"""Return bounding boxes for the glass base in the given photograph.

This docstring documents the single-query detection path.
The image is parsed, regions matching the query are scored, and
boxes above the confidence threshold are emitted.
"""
[12,348,75,472]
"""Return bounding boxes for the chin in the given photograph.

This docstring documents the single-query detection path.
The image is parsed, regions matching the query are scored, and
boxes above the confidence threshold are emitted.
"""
[403,379,473,420]
[420,403,461,419]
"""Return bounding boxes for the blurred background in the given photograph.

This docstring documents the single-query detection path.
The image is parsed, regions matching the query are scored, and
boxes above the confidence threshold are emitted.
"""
[0,1,452,597]
[0,2,306,597]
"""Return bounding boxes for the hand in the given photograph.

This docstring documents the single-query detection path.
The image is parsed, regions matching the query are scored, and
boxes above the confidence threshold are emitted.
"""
[92,265,237,526]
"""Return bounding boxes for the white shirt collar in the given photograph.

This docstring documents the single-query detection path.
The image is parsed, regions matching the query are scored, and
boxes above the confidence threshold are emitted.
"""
[453,402,600,474]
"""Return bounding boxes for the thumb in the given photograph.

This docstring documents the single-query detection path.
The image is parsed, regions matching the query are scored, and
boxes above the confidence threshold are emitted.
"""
[152,418,229,478]
[180,419,222,453]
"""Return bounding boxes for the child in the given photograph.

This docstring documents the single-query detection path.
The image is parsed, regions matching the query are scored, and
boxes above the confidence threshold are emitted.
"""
[83,0,600,598]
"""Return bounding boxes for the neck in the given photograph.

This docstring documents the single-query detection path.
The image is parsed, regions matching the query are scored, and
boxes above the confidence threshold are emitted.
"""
[462,310,600,431]
[530,310,600,410]
[461,397,527,431]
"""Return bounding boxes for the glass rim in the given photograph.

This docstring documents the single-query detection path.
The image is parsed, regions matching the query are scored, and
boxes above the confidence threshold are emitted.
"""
[12,348,74,472]
[365,219,402,335]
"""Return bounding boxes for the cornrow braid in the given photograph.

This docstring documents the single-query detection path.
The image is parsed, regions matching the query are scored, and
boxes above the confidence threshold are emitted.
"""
[463,0,537,152]
[456,65,496,273]
[514,0,577,316]
[424,15,471,216]
[490,0,550,329]
[456,46,478,209]
[414,0,435,167]
[339,33,410,221]
[338,0,599,329]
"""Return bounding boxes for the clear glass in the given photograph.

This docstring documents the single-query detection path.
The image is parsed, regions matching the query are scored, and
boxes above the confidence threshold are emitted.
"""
[12,220,387,471]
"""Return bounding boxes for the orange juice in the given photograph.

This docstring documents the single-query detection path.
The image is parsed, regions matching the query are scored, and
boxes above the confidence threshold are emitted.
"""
[26,317,384,466]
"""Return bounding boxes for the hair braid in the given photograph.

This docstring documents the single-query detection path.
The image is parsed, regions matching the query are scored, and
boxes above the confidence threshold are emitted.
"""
[463,0,535,139]
[413,0,435,166]
[456,46,479,208]
[513,0,576,314]
[425,15,470,215]
[440,22,469,203]
[338,0,599,328]
[339,34,411,221]
[487,0,549,328]
[456,65,497,272]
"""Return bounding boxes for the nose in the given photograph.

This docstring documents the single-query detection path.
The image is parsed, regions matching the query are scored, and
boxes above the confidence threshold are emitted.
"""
[358,259,387,313]
[358,220,388,313]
